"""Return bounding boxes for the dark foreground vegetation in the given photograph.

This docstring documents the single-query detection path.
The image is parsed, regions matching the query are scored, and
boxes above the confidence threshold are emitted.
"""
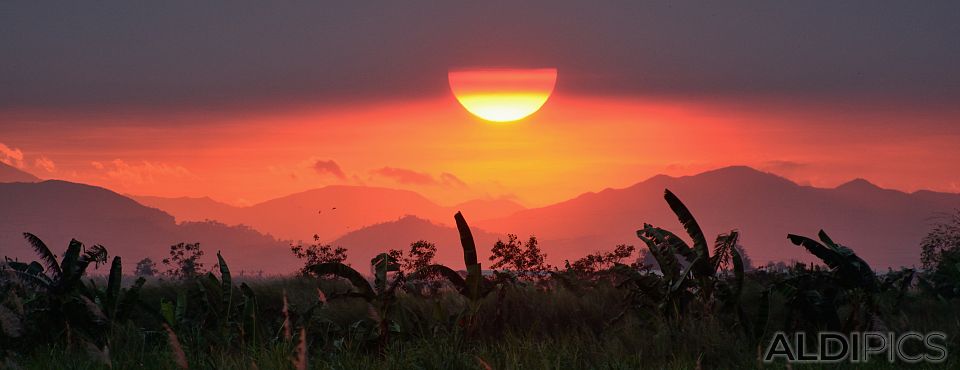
[2,190,959,369]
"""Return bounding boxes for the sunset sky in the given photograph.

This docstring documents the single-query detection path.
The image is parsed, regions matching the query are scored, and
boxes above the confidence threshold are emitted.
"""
[2,2,958,207]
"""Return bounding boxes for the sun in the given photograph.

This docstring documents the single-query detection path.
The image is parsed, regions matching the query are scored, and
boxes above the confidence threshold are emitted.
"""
[448,68,557,122]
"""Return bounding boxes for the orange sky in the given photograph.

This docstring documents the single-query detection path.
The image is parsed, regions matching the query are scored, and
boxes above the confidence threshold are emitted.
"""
[2,87,959,207]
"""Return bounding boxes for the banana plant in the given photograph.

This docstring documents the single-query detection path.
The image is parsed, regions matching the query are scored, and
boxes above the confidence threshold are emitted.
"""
[7,233,107,296]
[785,230,883,331]
[85,256,146,324]
[635,190,745,308]
[787,230,877,292]
[161,251,259,351]
[406,212,489,300]
[2,233,114,355]
[306,252,405,348]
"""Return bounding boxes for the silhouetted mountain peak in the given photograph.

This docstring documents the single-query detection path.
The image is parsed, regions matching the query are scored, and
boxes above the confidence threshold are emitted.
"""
[641,174,674,186]
[836,178,882,191]
[696,165,794,183]
[640,166,797,190]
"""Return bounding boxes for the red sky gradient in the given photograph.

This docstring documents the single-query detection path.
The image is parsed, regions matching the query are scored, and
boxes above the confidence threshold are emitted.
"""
[2,89,958,207]
[3,2,959,209]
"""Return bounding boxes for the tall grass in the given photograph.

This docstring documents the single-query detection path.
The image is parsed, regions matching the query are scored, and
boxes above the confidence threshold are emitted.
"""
[6,275,957,369]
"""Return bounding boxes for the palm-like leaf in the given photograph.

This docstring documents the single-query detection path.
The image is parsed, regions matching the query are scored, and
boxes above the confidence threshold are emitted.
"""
[216,251,233,314]
[104,256,122,317]
[663,189,711,278]
[454,211,483,300]
[22,233,61,281]
[787,234,841,266]
[307,262,374,300]
[83,244,109,269]
[787,230,877,291]
[6,260,53,289]
[408,264,468,293]
[637,228,680,282]
[642,225,696,263]
[711,231,739,272]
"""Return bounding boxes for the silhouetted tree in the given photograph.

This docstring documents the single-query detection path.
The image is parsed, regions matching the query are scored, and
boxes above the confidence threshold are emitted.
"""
[290,235,348,276]
[402,240,436,273]
[921,209,960,270]
[568,244,635,274]
[490,234,551,278]
[920,210,960,297]
[382,240,436,275]
[162,242,205,279]
[134,257,157,277]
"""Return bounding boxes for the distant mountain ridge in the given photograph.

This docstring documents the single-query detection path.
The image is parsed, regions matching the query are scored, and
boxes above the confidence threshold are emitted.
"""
[475,166,960,269]
[0,180,295,273]
[133,186,526,242]
[0,162,39,183]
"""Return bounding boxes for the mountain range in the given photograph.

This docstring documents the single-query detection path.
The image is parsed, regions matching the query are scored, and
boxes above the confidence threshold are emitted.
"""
[132,187,524,242]
[475,166,960,268]
[0,180,295,274]
[3,165,958,273]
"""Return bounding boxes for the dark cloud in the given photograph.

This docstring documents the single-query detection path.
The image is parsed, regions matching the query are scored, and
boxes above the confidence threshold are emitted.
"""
[761,160,808,172]
[313,160,346,179]
[2,1,959,114]
[372,167,437,185]
[371,167,469,188]
[439,172,468,188]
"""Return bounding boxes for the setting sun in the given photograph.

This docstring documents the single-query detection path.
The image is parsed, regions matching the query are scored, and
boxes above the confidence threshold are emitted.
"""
[448,68,557,122]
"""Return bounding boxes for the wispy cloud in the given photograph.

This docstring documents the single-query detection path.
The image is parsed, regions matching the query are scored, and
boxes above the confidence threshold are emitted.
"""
[34,156,56,172]
[372,167,436,185]
[0,142,25,168]
[439,172,468,188]
[91,159,191,186]
[761,160,808,172]
[371,167,470,189]
[313,159,346,179]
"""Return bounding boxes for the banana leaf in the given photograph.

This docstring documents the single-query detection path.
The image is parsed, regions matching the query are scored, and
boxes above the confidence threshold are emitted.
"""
[663,189,712,279]
[787,231,877,291]
[216,252,233,316]
[455,212,483,300]
[22,232,61,281]
[307,262,375,300]
[104,256,122,317]
[637,225,680,282]
[408,264,467,293]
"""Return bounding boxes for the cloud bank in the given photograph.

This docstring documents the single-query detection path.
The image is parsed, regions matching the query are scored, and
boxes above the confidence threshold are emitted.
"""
[2,1,958,114]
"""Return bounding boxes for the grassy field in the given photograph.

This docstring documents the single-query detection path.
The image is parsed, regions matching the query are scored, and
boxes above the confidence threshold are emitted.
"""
[4,274,958,369]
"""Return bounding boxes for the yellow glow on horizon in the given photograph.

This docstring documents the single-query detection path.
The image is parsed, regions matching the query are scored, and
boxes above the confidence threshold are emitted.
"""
[448,68,557,122]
